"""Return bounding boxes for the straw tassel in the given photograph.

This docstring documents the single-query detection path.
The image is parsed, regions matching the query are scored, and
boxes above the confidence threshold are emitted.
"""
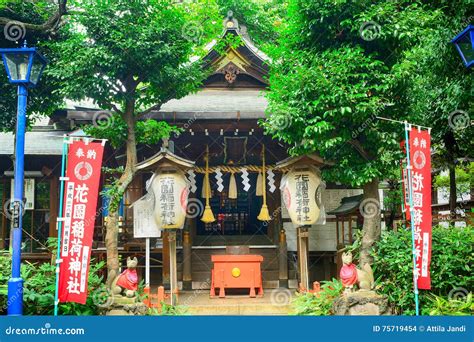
[228,172,237,199]
[257,144,271,221]
[201,145,215,223]
[201,174,211,198]
[256,172,263,196]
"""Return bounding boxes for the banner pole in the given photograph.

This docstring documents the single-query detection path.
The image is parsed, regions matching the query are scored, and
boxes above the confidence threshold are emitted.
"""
[404,122,420,316]
[54,137,69,316]
[145,238,150,288]
[400,165,407,230]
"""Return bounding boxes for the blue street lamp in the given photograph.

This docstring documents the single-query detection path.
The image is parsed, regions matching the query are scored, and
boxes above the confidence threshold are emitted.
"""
[0,42,47,315]
[452,24,474,68]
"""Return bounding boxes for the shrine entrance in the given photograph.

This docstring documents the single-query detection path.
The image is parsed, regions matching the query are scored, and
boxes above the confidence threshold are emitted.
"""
[195,172,267,237]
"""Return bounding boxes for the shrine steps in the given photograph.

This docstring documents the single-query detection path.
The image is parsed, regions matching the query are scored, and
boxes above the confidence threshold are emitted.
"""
[179,289,294,315]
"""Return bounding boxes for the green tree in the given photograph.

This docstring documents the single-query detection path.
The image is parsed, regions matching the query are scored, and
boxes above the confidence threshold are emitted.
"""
[216,0,286,49]
[264,0,473,265]
[263,0,398,266]
[390,4,474,215]
[47,0,219,286]
[0,0,69,131]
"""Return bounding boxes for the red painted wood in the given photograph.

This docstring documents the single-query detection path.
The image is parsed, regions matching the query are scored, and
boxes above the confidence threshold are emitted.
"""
[210,254,264,298]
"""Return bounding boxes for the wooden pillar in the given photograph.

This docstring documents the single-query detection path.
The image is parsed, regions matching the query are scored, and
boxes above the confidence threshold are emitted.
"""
[278,229,288,288]
[168,230,178,305]
[182,230,192,290]
[349,215,353,245]
[335,217,344,277]
[341,216,345,244]
[297,225,309,291]
[323,254,331,281]
[49,177,59,238]
[162,230,170,287]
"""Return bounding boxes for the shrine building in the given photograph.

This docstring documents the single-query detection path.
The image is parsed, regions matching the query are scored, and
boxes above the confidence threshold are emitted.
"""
[0,15,379,292]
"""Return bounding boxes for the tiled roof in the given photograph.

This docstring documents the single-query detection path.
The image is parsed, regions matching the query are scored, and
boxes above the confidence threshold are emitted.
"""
[0,130,67,155]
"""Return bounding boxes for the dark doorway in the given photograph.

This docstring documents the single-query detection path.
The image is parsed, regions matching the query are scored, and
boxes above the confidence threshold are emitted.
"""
[196,173,267,236]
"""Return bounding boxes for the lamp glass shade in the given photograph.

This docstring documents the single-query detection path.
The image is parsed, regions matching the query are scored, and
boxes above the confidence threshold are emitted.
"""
[457,30,474,65]
[29,54,46,85]
[4,53,29,81]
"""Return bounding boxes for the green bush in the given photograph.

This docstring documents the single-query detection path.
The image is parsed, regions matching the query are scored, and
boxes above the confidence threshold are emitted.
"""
[372,226,474,315]
[424,293,473,316]
[292,278,343,315]
[0,250,106,315]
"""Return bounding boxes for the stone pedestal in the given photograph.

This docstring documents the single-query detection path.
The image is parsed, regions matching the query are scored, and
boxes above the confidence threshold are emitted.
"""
[333,290,391,315]
[102,295,148,316]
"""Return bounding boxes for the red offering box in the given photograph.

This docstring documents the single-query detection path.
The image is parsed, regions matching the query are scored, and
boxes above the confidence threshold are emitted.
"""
[210,254,264,298]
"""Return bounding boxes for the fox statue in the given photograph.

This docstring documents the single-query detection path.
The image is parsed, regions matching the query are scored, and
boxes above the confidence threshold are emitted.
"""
[340,251,374,292]
[112,257,138,298]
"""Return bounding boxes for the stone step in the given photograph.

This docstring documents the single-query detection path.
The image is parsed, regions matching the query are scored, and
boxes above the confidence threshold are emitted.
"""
[186,303,292,315]
[179,289,294,315]
[190,279,296,290]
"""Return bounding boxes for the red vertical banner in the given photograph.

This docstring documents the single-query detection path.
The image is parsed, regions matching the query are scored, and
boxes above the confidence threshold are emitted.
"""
[58,140,104,304]
[409,129,432,290]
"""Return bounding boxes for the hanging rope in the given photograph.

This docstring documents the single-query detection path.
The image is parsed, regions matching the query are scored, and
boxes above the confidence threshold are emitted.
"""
[201,145,216,223]
[257,144,271,221]
[193,164,289,174]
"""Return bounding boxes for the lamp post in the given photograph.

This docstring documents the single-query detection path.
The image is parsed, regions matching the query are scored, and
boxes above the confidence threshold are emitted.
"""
[0,42,47,315]
[452,24,474,68]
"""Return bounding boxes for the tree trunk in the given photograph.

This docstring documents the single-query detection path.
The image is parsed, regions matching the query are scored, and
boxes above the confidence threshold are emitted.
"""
[443,131,457,220]
[448,163,457,219]
[359,178,381,267]
[105,99,137,288]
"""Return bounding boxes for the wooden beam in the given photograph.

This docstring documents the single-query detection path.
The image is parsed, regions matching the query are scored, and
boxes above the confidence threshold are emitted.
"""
[49,177,59,238]
[297,226,309,291]
[162,230,170,286]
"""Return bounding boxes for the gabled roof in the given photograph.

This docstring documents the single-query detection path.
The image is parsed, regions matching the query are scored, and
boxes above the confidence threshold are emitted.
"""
[62,13,271,122]
[136,147,195,172]
[202,12,270,86]
[327,195,363,216]
[275,153,334,169]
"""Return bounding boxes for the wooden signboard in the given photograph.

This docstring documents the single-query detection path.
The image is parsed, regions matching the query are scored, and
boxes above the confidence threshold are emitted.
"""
[132,194,161,238]
[10,178,35,210]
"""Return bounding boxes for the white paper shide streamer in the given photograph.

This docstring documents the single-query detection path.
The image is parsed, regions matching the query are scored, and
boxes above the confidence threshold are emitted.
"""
[267,169,276,193]
[241,167,251,192]
[215,167,224,192]
[186,169,197,193]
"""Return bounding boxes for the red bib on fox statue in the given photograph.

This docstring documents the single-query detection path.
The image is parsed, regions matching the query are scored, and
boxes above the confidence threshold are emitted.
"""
[340,263,357,287]
[112,257,139,298]
[116,268,138,292]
